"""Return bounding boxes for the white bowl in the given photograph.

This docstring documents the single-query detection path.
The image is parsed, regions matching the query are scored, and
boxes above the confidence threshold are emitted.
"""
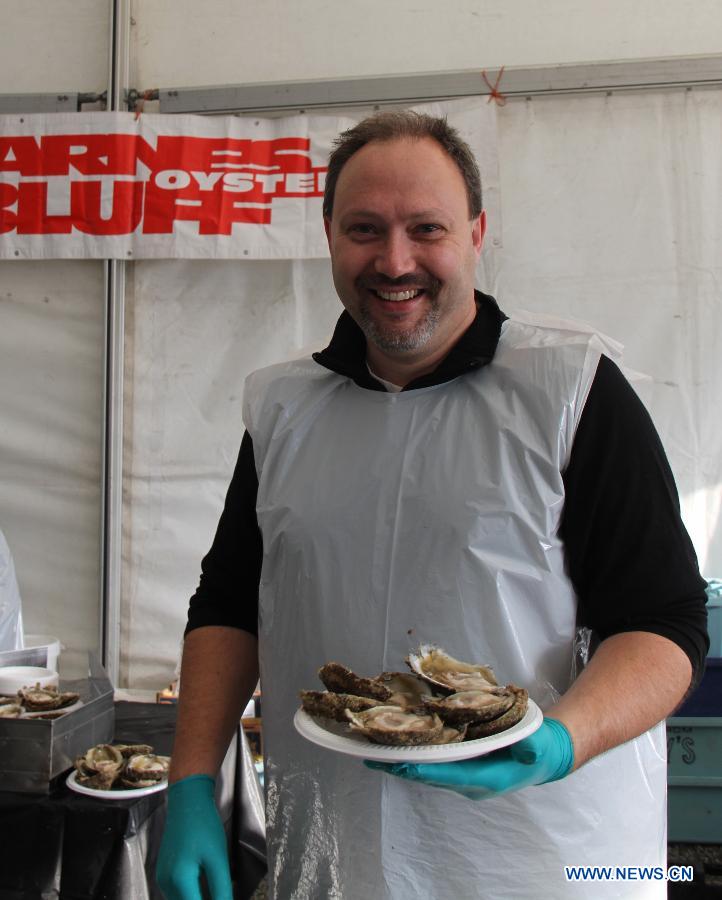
[0,666,59,695]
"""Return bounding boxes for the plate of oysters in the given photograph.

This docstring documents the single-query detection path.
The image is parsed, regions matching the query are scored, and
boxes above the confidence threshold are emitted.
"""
[295,644,543,763]
[0,683,81,719]
[66,743,171,799]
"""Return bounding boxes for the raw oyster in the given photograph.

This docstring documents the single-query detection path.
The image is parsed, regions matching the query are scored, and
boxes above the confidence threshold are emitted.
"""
[437,724,468,744]
[114,743,154,758]
[120,753,170,788]
[75,743,125,789]
[0,703,23,718]
[17,683,79,712]
[318,662,392,701]
[372,672,430,710]
[345,705,444,746]
[300,690,380,722]
[406,645,497,693]
[466,686,529,739]
[422,688,516,725]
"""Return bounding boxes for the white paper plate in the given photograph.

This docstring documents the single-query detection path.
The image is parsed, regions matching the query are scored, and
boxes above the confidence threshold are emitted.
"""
[294,699,543,763]
[66,769,168,800]
[22,699,83,719]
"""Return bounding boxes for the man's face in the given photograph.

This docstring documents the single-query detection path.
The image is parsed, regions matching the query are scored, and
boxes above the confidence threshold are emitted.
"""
[324,137,485,365]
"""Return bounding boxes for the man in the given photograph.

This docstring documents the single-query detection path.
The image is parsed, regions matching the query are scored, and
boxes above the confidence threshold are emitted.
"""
[157,112,708,899]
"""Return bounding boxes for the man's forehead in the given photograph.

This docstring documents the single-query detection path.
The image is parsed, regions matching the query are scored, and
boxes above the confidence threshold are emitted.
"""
[333,138,467,205]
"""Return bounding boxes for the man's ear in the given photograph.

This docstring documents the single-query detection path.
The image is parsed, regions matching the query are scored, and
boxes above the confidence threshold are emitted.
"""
[472,210,487,256]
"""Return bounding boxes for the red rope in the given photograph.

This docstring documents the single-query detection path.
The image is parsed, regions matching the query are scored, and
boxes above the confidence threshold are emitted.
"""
[134,90,156,120]
[481,67,507,106]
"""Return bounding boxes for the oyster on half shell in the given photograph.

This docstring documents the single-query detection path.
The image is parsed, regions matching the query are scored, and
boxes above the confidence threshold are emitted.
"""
[318,663,392,701]
[422,688,516,725]
[372,672,430,710]
[120,753,170,788]
[345,705,444,746]
[466,686,529,739]
[75,743,125,789]
[300,690,380,722]
[406,645,497,693]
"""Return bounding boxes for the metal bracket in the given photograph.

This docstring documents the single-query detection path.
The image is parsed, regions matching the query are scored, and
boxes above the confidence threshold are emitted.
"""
[157,56,722,116]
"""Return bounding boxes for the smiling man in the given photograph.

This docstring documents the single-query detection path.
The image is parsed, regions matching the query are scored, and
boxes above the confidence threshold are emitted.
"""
[325,133,484,383]
[158,112,708,900]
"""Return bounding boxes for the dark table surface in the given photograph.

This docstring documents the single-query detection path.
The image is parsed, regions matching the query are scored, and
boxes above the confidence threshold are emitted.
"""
[0,702,266,900]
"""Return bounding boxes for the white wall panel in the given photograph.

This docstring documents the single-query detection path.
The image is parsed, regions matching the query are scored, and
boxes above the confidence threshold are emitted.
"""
[492,88,722,575]
[122,258,340,687]
[131,0,722,89]
[0,261,105,675]
[0,1,110,93]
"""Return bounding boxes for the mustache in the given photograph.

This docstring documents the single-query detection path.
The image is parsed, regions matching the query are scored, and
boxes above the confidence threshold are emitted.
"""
[357,274,441,293]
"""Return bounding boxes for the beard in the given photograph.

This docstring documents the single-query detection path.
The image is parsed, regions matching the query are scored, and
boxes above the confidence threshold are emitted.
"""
[358,297,441,352]
[354,274,443,353]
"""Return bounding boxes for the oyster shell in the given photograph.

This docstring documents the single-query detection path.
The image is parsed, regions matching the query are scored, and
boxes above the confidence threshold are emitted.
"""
[466,686,529,739]
[300,690,380,722]
[406,645,497,693]
[120,753,170,788]
[75,743,125,789]
[318,662,392,701]
[114,743,154,758]
[0,703,23,718]
[372,672,431,710]
[345,705,444,745]
[17,683,79,712]
[421,688,516,725]
[437,724,468,744]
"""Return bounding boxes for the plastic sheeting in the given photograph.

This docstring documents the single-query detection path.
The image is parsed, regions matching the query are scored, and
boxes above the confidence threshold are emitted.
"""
[120,88,722,689]
[492,88,722,576]
[0,528,23,650]
[243,318,665,899]
[0,260,104,677]
[0,91,718,688]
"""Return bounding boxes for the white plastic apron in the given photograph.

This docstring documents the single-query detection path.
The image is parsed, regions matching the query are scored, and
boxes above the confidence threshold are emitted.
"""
[243,317,667,900]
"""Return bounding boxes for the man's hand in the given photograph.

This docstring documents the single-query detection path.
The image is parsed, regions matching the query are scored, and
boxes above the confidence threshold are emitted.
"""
[156,775,232,900]
[364,717,574,801]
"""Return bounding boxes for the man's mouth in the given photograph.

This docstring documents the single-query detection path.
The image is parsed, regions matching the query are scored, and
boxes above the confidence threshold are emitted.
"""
[373,288,423,302]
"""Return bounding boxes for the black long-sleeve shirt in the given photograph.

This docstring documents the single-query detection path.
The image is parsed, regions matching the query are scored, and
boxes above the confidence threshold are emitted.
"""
[186,292,709,679]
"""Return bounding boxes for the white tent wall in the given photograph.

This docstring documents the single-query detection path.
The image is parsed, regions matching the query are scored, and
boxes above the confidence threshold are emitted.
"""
[122,88,722,689]
[121,259,342,686]
[1,2,721,687]
[1,0,109,93]
[0,1,110,674]
[493,88,722,575]
[131,0,722,87]
[0,262,105,674]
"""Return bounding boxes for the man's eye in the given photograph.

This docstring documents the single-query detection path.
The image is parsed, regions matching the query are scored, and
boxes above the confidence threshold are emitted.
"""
[415,224,441,234]
[349,224,377,235]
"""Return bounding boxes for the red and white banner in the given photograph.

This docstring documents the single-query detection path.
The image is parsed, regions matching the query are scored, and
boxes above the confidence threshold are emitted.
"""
[0,102,498,259]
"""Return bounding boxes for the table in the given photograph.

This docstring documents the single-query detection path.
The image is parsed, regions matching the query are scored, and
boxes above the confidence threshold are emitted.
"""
[0,702,266,899]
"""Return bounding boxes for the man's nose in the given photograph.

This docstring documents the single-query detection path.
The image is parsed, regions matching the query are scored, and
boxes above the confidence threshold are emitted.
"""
[374,231,415,279]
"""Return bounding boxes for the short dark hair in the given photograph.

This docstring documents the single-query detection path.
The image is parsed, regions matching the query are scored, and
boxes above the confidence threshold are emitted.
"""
[323,110,483,220]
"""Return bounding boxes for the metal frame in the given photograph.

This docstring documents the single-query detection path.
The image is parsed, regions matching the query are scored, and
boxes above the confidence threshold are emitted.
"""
[157,56,722,115]
[100,0,132,686]
[0,93,80,113]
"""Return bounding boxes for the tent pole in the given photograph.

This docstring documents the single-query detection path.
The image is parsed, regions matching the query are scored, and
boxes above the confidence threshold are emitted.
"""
[100,0,131,686]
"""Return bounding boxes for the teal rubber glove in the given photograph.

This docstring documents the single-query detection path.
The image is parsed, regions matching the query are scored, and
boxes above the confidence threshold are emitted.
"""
[365,717,574,801]
[156,774,233,900]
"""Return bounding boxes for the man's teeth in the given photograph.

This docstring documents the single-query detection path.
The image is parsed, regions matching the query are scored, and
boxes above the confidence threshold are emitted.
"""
[375,289,422,301]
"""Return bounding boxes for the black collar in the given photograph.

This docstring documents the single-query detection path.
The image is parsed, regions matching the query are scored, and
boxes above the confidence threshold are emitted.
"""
[312,290,507,392]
